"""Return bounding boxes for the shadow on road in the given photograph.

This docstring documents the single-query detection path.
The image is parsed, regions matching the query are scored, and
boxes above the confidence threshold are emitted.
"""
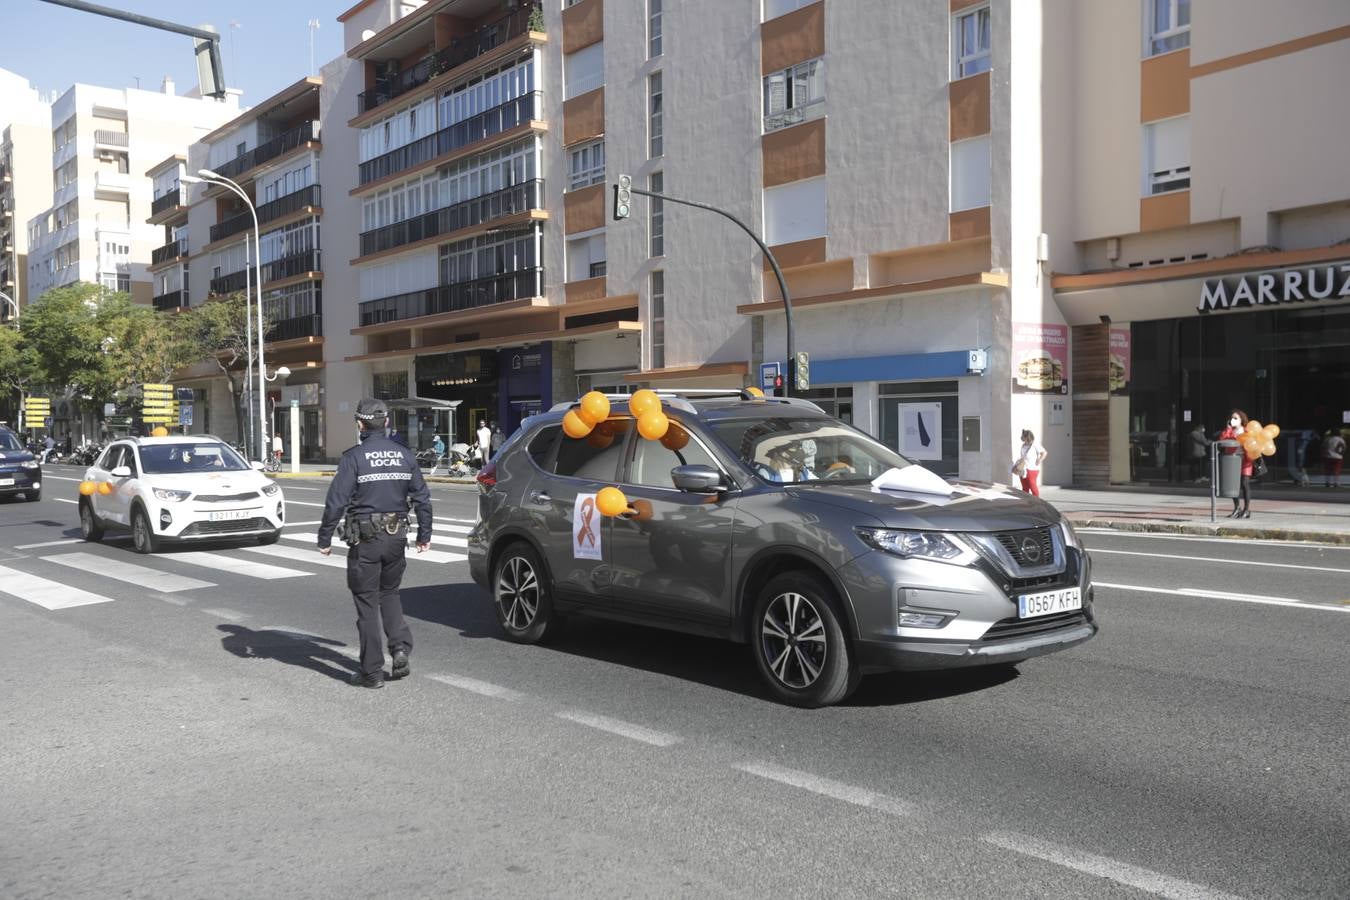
[399,581,1012,706]
[218,624,356,684]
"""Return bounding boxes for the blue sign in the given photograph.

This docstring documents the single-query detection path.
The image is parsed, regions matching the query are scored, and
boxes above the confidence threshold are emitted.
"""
[759,362,780,390]
[179,404,193,426]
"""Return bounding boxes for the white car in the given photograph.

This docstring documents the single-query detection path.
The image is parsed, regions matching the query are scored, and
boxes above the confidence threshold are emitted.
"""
[79,436,286,554]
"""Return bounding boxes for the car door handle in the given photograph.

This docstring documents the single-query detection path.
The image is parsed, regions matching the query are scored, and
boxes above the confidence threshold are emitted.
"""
[528,490,551,505]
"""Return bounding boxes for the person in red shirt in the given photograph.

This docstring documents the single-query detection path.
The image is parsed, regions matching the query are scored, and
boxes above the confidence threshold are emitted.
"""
[1219,409,1254,518]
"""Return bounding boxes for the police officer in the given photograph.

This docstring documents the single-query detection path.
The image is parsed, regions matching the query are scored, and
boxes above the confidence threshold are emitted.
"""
[318,399,433,689]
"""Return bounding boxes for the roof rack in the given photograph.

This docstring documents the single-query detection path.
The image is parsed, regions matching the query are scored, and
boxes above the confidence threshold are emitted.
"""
[548,391,824,416]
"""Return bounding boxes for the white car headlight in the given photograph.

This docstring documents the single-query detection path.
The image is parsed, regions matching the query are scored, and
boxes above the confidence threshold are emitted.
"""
[261,482,281,496]
[22,460,40,469]
[1060,519,1082,551]
[153,488,191,502]
[855,528,978,565]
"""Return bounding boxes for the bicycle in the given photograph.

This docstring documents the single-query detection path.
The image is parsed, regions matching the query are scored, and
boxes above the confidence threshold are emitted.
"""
[263,454,282,474]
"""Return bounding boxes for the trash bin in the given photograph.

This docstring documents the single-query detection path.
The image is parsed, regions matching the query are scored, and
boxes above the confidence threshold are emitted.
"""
[1215,439,1242,499]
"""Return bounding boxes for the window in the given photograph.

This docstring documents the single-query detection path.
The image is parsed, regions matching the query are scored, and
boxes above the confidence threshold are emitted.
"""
[1147,0,1191,56]
[649,171,664,257]
[566,232,606,281]
[648,0,663,58]
[568,140,605,190]
[952,4,991,78]
[763,176,825,246]
[950,135,990,211]
[564,42,604,100]
[763,59,824,132]
[763,0,814,20]
[648,72,664,158]
[553,419,631,480]
[527,425,559,468]
[650,270,665,369]
[626,424,722,489]
[1144,116,1190,195]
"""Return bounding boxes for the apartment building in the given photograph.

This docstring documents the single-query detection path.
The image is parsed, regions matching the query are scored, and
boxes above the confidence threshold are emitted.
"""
[0,69,53,321]
[25,80,239,307]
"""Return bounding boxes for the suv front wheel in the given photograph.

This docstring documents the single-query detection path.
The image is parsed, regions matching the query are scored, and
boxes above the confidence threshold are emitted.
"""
[752,572,858,708]
[493,542,561,644]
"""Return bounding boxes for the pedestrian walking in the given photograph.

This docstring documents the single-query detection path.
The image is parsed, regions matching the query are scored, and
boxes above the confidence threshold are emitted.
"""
[1011,429,1047,497]
[476,420,491,464]
[1219,410,1254,518]
[1323,429,1345,488]
[490,422,505,455]
[1188,422,1209,482]
[272,433,284,464]
[317,399,433,689]
[432,433,446,463]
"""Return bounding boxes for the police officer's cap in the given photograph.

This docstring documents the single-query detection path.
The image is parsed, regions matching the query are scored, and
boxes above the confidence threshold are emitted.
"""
[354,398,389,423]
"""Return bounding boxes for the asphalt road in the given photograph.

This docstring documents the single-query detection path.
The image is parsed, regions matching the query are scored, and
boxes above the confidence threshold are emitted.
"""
[1,465,1347,899]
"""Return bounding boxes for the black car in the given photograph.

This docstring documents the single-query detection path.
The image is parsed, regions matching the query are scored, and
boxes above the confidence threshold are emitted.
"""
[0,427,43,502]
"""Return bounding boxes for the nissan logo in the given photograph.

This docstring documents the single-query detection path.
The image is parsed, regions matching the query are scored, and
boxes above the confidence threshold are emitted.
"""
[1019,536,1043,563]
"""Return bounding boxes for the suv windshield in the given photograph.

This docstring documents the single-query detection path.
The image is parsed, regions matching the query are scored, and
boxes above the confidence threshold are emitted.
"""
[709,416,913,485]
[139,442,249,474]
[0,431,22,451]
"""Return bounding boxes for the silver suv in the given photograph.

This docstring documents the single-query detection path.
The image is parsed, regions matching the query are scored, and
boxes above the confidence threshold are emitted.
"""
[468,392,1095,707]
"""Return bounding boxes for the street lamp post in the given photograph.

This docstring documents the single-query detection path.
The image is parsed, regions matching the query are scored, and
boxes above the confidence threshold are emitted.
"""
[182,169,268,461]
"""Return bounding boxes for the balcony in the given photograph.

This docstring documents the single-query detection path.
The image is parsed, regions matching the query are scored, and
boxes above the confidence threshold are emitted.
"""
[94,129,129,148]
[359,179,542,257]
[151,237,188,266]
[267,313,323,342]
[152,290,186,312]
[358,266,544,326]
[210,269,250,296]
[151,189,186,217]
[210,184,322,243]
[96,171,131,194]
[359,92,540,186]
[357,4,541,115]
[213,120,320,182]
[209,249,321,297]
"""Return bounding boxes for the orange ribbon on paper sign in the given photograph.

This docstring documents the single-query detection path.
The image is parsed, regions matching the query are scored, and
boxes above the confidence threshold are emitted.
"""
[576,497,597,548]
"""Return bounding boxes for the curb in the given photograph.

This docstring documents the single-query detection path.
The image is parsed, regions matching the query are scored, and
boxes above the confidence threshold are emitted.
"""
[1069,517,1350,545]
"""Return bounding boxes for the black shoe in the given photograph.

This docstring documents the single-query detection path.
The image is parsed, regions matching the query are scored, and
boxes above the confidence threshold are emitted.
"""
[390,648,410,680]
[1227,509,1240,518]
[350,672,384,689]
[1240,509,1251,519]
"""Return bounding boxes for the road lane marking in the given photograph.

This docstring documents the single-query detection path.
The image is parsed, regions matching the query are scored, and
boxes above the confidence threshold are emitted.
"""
[14,539,84,550]
[1095,582,1350,613]
[41,475,82,482]
[165,551,312,580]
[279,531,467,563]
[55,499,77,504]
[982,831,1244,900]
[735,762,914,817]
[1079,530,1350,550]
[200,607,248,621]
[435,516,477,525]
[426,673,524,700]
[1089,548,1350,574]
[0,565,115,610]
[243,544,349,569]
[284,500,328,508]
[44,551,216,593]
[555,710,682,747]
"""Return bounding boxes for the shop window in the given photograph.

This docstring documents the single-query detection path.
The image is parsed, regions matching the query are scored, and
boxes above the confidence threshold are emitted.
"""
[1146,0,1190,56]
[878,381,959,476]
[950,136,990,212]
[1144,116,1190,195]
[763,176,826,246]
[798,385,852,424]
[952,4,991,79]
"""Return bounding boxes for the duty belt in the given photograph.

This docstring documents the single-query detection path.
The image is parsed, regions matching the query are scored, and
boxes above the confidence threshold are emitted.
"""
[342,512,408,543]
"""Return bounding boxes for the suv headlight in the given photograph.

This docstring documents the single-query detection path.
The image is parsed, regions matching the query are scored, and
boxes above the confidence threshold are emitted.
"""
[855,528,978,565]
[1060,519,1082,551]
[261,482,281,496]
[21,460,39,469]
[153,488,191,502]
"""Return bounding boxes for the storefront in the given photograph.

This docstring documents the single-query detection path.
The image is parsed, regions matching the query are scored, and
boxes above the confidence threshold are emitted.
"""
[414,345,553,443]
[271,380,323,462]
[1060,257,1350,485]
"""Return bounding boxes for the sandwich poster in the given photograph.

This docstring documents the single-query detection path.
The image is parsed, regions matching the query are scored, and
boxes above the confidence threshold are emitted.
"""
[895,402,944,461]
[1012,323,1070,394]
[1109,326,1131,394]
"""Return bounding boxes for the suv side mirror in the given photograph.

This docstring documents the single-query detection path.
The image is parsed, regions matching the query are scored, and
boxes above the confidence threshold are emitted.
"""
[250,461,265,471]
[671,464,724,493]
[110,465,132,478]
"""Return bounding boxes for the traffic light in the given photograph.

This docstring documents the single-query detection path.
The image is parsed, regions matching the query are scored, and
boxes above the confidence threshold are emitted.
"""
[772,374,784,397]
[613,173,632,220]
[793,351,810,391]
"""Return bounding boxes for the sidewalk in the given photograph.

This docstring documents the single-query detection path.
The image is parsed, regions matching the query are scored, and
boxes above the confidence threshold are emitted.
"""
[272,463,476,485]
[1043,485,1350,544]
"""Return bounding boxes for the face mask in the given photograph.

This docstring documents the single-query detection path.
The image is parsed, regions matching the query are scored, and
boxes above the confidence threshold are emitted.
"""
[1230,417,1240,428]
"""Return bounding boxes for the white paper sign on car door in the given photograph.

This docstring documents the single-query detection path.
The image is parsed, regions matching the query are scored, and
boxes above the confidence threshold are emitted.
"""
[572,493,602,560]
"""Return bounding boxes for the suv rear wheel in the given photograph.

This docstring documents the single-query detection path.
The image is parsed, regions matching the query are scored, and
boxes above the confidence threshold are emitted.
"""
[752,572,858,708]
[493,542,561,644]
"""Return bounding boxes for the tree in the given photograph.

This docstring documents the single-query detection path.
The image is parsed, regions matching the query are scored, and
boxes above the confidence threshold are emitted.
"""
[0,324,41,429]
[186,292,274,447]
[18,283,119,404]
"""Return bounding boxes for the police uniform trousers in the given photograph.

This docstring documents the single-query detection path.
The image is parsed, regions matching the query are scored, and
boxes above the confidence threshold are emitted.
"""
[347,530,413,676]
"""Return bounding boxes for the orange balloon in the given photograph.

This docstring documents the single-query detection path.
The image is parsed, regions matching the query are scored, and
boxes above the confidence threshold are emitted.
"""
[660,423,689,451]
[637,410,670,441]
[628,389,661,418]
[150,426,169,437]
[745,386,764,398]
[586,428,615,449]
[97,482,113,495]
[580,391,611,424]
[78,481,96,496]
[563,409,594,439]
[1260,441,1276,457]
[596,486,628,517]
[1246,420,1263,435]
[1263,424,1280,439]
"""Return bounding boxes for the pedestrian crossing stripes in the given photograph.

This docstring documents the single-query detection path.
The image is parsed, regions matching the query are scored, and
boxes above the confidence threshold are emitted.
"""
[164,551,313,580]
[278,531,467,564]
[244,544,349,569]
[45,551,216,593]
[0,565,115,610]
[284,520,471,536]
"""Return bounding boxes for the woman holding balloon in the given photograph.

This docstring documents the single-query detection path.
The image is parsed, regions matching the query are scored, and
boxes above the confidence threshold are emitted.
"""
[1219,410,1255,518]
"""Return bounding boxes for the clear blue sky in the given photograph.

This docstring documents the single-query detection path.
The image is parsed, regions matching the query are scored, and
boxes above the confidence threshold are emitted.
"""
[6,0,346,106]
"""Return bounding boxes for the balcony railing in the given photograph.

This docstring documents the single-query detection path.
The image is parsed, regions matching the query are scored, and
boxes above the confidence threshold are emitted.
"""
[209,249,321,296]
[210,184,322,243]
[267,313,323,342]
[94,129,129,147]
[359,92,540,186]
[357,4,540,115]
[210,269,250,296]
[358,266,544,327]
[151,238,188,266]
[152,290,186,312]
[359,179,542,257]
[213,120,320,182]
[151,189,185,217]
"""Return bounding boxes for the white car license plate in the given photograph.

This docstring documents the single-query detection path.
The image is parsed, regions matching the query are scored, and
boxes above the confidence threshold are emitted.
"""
[1017,587,1082,619]
[208,509,252,522]
[0,478,13,486]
